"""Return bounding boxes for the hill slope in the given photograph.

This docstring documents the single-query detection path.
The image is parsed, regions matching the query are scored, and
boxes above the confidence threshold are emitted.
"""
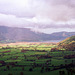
[58,36,75,44]
[58,36,75,50]
[0,26,75,42]
[0,26,43,42]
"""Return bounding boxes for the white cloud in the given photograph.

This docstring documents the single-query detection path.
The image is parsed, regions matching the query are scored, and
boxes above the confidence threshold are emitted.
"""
[0,0,75,33]
[0,13,35,27]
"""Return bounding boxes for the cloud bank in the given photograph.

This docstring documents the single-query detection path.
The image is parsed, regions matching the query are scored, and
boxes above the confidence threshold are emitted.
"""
[0,0,75,33]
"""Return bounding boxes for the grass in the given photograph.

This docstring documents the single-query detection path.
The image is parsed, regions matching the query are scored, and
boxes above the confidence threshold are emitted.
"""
[0,42,75,75]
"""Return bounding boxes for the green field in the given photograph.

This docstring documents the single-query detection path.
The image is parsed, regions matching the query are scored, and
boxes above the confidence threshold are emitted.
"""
[0,42,75,75]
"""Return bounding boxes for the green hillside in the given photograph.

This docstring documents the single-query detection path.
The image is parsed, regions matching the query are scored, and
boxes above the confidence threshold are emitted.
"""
[58,36,75,51]
[58,36,75,44]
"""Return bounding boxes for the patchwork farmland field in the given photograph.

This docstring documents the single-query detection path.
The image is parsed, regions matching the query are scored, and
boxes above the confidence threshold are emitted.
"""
[0,42,75,75]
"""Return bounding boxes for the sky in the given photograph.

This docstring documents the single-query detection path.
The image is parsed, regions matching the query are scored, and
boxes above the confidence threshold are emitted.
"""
[0,0,75,34]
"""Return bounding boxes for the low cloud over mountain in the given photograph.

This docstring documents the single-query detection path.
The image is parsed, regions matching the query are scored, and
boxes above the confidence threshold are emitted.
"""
[0,26,75,42]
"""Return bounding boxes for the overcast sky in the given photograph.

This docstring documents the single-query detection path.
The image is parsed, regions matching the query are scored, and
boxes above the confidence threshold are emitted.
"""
[0,0,75,34]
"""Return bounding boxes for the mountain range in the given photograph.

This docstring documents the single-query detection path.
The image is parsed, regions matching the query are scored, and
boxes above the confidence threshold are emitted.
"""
[0,26,75,43]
